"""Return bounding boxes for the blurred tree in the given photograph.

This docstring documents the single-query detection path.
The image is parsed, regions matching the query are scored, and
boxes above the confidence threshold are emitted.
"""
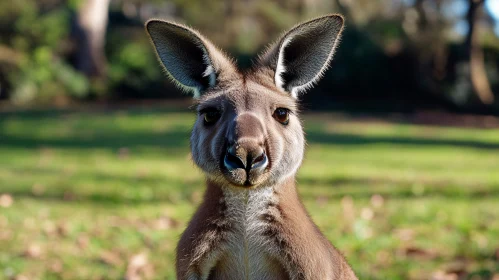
[466,0,495,104]
[407,0,451,103]
[0,0,89,104]
[0,0,498,111]
[73,0,111,78]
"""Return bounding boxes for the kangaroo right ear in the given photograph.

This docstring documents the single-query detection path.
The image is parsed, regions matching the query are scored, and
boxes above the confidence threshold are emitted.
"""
[258,15,344,98]
[146,20,233,97]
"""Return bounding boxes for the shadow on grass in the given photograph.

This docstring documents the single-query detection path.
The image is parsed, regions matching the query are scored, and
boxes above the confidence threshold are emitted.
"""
[8,181,499,206]
[297,175,499,200]
[2,165,202,205]
[306,130,499,150]
[0,109,192,150]
[5,190,198,205]
[4,180,201,205]
[0,129,190,150]
[0,106,191,120]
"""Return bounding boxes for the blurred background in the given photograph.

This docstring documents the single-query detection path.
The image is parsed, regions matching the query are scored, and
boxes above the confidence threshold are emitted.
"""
[0,0,499,279]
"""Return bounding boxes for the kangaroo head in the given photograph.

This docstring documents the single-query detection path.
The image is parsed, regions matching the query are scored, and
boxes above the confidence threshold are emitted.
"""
[146,15,344,188]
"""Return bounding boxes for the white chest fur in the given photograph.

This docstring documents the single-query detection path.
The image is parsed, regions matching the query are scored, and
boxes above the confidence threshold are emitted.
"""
[212,186,283,279]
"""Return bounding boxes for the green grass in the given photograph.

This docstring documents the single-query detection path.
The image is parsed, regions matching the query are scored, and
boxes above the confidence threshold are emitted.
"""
[1,108,498,280]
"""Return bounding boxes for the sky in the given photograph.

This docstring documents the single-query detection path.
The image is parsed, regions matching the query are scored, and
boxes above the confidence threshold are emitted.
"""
[486,0,499,36]
[401,0,499,36]
[486,0,499,20]
[438,0,499,37]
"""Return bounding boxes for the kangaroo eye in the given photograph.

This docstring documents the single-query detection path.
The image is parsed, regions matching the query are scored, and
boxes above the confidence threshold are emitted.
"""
[273,108,289,125]
[203,110,221,125]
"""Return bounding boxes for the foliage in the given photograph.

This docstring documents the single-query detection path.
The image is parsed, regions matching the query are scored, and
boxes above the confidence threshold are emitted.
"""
[106,27,163,98]
[0,0,499,111]
[0,108,498,279]
[0,0,89,104]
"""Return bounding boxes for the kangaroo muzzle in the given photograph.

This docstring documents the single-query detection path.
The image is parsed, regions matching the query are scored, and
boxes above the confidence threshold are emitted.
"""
[223,113,269,186]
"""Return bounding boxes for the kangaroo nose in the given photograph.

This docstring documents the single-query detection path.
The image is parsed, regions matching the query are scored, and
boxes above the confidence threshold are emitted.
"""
[224,144,268,172]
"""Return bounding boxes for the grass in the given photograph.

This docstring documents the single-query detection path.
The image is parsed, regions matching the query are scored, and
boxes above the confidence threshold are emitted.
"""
[0,107,498,279]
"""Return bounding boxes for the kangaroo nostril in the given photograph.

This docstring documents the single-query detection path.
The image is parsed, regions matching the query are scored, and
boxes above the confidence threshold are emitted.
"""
[250,152,268,170]
[252,153,265,165]
[224,147,246,170]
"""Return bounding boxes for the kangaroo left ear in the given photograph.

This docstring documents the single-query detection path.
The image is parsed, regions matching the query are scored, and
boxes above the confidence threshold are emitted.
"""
[146,20,235,98]
[258,15,344,98]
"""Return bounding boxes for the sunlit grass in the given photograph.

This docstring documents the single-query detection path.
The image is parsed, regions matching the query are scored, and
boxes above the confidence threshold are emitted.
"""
[0,108,498,279]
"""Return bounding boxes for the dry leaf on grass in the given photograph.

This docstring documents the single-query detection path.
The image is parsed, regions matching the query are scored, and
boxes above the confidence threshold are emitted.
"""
[431,271,458,280]
[76,234,90,249]
[341,195,355,232]
[57,222,68,237]
[42,220,56,236]
[370,194,384,208]
[43,219,67,238]
[152,216,179,230]
[50,260,63,273]
[393,228,415,242]
[13,274,30,280]
[375,250,392,266]
[23,244,42,259]
[0,194,13,208]
[99,250,122,267]
[399,246,438,260]
[360,207,374,220]
[125,252,154,280]
[431,261,468,280]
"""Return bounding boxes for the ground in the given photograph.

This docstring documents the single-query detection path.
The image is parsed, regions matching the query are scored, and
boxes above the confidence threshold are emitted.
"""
[0,107,498,280]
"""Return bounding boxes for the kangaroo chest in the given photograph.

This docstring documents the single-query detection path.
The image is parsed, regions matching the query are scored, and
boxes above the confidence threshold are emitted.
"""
[207,186,288,280]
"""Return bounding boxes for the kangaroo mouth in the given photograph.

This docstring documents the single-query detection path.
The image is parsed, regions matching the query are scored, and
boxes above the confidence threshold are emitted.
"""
[221,167,269,188]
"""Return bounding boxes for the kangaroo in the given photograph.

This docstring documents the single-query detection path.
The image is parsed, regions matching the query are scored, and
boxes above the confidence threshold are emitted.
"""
[146,14,357,280]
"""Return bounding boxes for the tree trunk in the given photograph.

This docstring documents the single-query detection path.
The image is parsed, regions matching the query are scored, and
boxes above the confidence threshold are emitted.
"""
[465,0,494,104]
[73,0,111,78]
[414,0,428,30]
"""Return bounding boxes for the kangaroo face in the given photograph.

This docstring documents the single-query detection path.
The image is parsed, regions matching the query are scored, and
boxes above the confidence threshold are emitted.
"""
[189,75,304,187]
[146,15,344,188]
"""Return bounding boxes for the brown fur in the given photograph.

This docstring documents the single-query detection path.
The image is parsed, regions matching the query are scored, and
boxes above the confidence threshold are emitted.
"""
[146,14,358,280]
[177,178,357,280]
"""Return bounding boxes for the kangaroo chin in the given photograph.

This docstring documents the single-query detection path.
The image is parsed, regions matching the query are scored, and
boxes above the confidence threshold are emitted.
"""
[146,14,358,280]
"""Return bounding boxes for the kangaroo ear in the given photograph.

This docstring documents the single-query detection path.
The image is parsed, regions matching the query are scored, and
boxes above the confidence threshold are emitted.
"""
[258,15,344,98]
[146,20,233,97]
